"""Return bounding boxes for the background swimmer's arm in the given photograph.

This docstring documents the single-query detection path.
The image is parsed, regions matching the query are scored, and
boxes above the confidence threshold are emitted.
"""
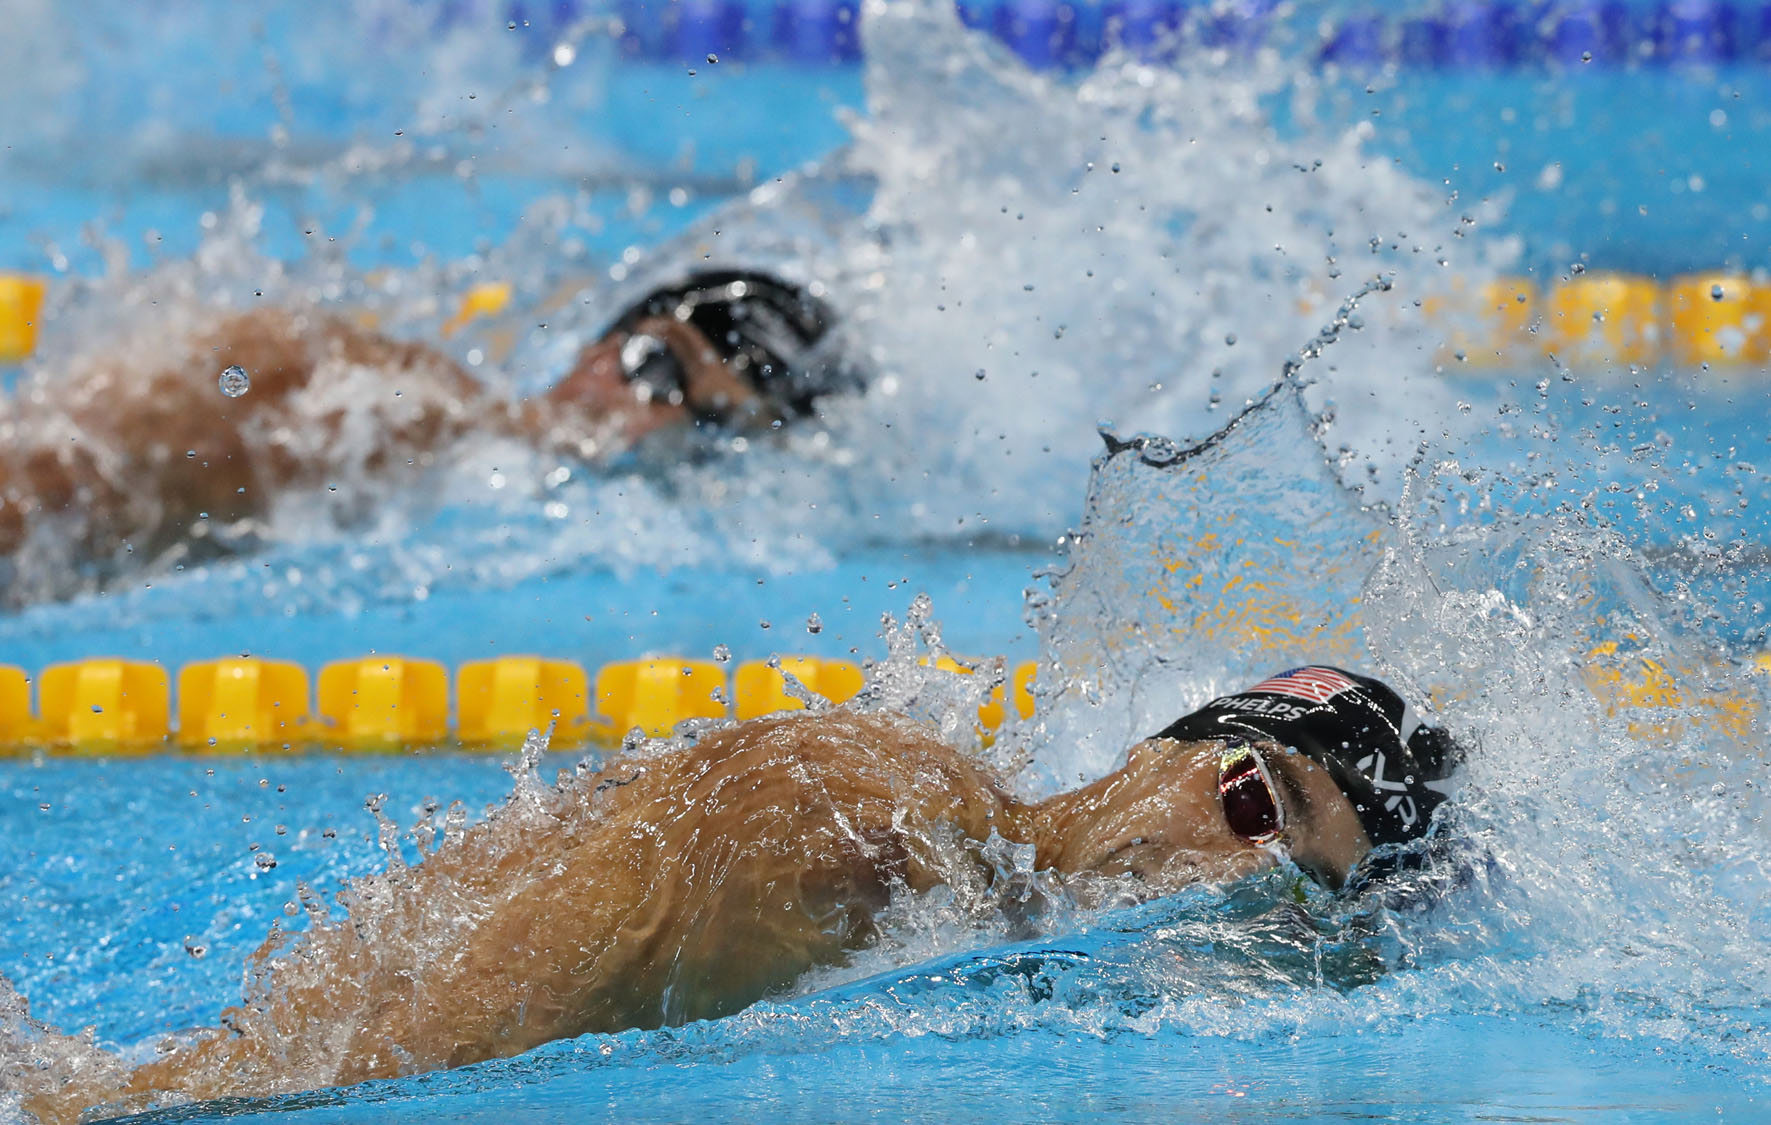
[525,318,780,455]
[0,308,520,559]
[625,315,782,427]
[521,332,689,456]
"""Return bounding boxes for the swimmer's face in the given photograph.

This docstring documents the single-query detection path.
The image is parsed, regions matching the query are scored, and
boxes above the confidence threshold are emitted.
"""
[1049,737,1373,894]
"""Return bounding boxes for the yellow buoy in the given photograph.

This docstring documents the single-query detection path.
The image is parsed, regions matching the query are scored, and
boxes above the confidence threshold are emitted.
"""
[918,654,1034,730]
[1666,273,1768,368]
[0,665,34,751]
[591,658,728,744]
[732,656,865,720]
[1583,641,1757,743]
[317,656,450,749]
[176,658,312,750]
[456,656,591,747]
[1544,274,1662,371]
[39,659,169,753]
[1009,660,1038,723]
[0,275,46,364]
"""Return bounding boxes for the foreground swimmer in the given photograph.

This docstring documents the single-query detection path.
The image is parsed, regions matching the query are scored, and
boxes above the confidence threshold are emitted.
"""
[0,270,856,589]
[22,666,1459,1122]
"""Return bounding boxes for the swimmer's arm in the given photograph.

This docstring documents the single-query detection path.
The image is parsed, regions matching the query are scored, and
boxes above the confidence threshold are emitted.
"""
[1,309,525,559]
[527,318,780,455]
[109,750,885,1107]
[627,315,781,427]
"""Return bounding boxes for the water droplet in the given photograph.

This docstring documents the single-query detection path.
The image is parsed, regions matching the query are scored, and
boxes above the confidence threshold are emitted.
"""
[1110,162,1121,173]
[806,612,823,635]
[1569,262,1586,275]
[706,53,719,64]
[712,643,731,664]
[219,365,251,398]
[254,852,277,870]
[184,937,207,958]
[1711,284,1725,301]
[975,368,987,380]
[1581,51,1592,63]
[1224,333,1237,347]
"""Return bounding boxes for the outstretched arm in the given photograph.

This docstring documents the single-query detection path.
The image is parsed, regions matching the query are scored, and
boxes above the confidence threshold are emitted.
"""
[0,307,507,566]
[30,713,1005,1122]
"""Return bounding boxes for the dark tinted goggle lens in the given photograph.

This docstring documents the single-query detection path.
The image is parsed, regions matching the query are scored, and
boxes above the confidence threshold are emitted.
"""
[1218,745,1284,844]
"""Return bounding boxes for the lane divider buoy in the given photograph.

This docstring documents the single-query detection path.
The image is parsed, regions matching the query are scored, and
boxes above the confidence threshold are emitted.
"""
[1543,273,1665,369]
[0,654,1041,755]
[2,647,1760,755]
[1434,272,1771,372]
[1583,640,1760,743]
[8,271,1767,374]
[490,0,1771,71]
[591,657,729,741]
[458,655,592,746]
[0,275,45,365]
[1666,273,1771,367]
[317,657,452,750]
[732,655,865,720]
[37,659,171,754]
[177,657,311,750]
[440,281,514,338]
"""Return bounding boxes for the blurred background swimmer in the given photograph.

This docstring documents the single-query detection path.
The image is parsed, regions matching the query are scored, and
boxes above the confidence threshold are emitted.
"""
[18,667,1461,1122]
[0,269,860,602]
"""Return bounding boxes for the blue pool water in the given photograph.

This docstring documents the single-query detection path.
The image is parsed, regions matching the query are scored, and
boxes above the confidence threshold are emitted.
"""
[5,0,1771,1121]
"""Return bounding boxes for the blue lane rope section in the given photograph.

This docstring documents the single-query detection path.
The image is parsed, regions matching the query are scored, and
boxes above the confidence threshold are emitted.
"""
[485,1,1771,70]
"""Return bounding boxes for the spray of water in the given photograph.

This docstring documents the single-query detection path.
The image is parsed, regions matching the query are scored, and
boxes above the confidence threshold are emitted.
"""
[0,0,1509,613]
[5,0,1768,1118]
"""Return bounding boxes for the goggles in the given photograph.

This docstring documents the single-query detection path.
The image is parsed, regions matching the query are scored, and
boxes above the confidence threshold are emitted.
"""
[1217,740,1286,846]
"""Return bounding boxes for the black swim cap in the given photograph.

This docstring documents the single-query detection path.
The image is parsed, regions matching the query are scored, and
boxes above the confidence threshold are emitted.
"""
[608,269,858,418]
[1155,666,1462,851]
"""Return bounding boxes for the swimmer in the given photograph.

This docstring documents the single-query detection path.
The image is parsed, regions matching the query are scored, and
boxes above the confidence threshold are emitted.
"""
[21,666,1460,1123]
[0,270,858,595]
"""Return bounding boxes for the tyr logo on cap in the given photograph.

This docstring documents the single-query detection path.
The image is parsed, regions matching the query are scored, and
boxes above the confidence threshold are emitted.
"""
[1355,749,1419,828]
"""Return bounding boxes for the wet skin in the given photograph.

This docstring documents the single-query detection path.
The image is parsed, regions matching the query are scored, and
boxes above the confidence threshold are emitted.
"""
[0,308,754,572]
[27,709,1371,1122]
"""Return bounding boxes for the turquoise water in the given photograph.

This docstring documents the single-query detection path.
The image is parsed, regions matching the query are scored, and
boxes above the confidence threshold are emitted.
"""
[4,1,1771,1121]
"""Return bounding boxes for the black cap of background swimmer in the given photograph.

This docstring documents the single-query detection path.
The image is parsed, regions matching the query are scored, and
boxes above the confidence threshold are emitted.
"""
[1154,666,1463,851]
[608,269,858,418]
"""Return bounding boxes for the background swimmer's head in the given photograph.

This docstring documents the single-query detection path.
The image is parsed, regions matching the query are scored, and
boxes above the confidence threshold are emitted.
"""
[605,269,860,423]
[1154,667,1467,890]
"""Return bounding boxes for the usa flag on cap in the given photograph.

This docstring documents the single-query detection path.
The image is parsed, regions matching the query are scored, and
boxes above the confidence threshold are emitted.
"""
[1248,666,1356,705]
